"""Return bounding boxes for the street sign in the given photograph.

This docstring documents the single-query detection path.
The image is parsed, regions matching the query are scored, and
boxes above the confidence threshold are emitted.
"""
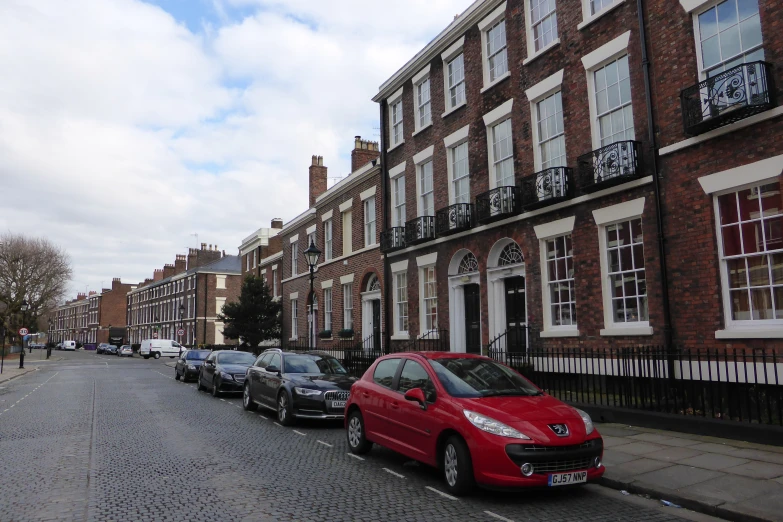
[152,332,159,339]
[177,328,185,337]
[18,328,29,336]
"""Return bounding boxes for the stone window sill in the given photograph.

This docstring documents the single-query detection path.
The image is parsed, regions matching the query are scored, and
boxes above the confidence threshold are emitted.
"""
[387,140,405,153]
[480,71,511,94]
[391,333,410,341]
[577,0,627,30]
[540,329,580,338]
[715,328,783,339]
[412,123,432,137]
[442,101,467,119]
[600,326,653,336]
[523,39,561,66]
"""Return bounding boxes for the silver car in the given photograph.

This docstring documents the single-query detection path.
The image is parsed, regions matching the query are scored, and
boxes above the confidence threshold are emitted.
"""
[118,345,133,357]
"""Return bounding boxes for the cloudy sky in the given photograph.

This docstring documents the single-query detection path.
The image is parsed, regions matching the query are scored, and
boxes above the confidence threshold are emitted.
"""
[0,0,473,298]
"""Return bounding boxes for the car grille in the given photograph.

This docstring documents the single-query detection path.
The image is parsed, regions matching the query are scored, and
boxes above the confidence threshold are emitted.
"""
[520,441,595,453]
[531,458,593,474]
[233,374,245,383]
[324,390,350,402]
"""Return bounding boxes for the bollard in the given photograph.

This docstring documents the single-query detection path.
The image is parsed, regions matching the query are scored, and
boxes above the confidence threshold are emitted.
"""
[47,347,51,359]
[19,350,24,369]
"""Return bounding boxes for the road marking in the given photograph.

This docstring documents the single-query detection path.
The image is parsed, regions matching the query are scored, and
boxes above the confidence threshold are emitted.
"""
[293,430,307,436]
[219,399,226,402]
[346,453,364,461]
[273,422,282,427]
[317,440,333,447]
[383,468,405,479]
[425,486,458,501]
[484,511,514,522]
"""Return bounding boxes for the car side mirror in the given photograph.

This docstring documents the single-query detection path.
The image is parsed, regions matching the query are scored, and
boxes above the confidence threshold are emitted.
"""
[266,365,280,374]
[404,388,427,410]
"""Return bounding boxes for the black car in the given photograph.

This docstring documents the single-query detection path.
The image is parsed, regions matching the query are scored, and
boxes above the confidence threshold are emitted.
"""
[197,350,256,397]
[175,349,210,382]
[97,343,111,354]
[106,344,119,355]
[242,349,355,426]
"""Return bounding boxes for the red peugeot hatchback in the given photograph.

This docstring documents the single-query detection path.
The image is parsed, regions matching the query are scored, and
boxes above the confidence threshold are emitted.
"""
[344,352,604,495]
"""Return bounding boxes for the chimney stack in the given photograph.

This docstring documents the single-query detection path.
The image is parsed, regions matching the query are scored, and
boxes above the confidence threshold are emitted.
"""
[153,269,164,282]
[174,255,187,274]
[112,278,123,290]
[351,136,380,172]
[271,218,283,229]
[163,264,175,279]
[309,155,328,207]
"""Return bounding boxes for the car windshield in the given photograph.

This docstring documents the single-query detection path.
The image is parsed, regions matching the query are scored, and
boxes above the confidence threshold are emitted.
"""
[186,351,209,360]
[217,352,255,365]
[429,358,541,398]
[284,354,347,375]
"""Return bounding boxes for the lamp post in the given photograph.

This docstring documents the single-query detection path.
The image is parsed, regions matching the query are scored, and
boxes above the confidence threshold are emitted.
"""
[178,303,184,353]
[47,318,52,359]
[20,300,29,367]
[302,240,322,348]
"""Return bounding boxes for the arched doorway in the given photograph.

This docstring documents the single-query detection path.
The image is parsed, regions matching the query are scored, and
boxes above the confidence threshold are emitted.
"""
[487,239,527,353]
[361,274,382,351]
[448,250,481,354]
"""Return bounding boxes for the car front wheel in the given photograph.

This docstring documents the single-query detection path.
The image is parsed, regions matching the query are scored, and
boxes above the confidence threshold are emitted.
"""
[277,392,294,426]
[154,352,161,360]
[197,374,206,392]
[243,384,257,411]
[346,410,372,454]
[211,378,221,398]
[175,369,180,381]
[442,436,474,496]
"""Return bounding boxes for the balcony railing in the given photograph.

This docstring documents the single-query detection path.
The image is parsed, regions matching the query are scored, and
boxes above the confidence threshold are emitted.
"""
[435,203,474,237]
[577,140,642,193]
[520,167,574,211]
[404,216,435,245]
[475,186,521,224]
[380,227,406,253]
[681,61,775,136]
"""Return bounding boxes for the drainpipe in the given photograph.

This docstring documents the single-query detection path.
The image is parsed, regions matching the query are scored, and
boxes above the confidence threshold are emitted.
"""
[636,0,674,371]
[380,100,391,355]
[203,272,208,345]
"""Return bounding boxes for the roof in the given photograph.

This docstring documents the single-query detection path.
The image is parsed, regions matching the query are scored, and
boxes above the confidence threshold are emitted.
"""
[194,254,241,274]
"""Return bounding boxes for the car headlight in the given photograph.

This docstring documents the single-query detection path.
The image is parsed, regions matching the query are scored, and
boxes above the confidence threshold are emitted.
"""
[574,408,594,435]
[187,364,195,370]
[463,410,530,439]
[220,372,233,380]
[294,387,322,397]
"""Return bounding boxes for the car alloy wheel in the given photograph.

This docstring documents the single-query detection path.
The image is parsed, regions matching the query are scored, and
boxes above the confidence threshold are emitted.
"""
[346,411,372,454]
[278,392,293,426]
[175,369,180,381]
[444,444,458,487]
[212,379,220,397]
[243,384,257,411]
[442,436,474,496]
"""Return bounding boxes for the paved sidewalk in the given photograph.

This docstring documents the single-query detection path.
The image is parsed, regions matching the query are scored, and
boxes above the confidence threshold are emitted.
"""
[599,423,783,522]
[0,366,36,384]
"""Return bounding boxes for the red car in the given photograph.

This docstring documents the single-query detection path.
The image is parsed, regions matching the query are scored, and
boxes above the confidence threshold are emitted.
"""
[344,352,604,495]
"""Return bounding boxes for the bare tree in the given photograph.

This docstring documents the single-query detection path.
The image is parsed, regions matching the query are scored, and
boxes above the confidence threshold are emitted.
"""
[0,233,72,334]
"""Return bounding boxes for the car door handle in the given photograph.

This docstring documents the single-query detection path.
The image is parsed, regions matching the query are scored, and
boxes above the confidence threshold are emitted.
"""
[390,401,399,410]
[362,392,370,398]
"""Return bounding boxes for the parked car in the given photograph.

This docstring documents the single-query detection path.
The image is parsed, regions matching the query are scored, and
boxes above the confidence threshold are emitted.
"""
[97,343,111,354]
[242,350,355,426]
[55,343,63,350]
[174,349,210,382]
[197,350,256,397]
[118,345,133,357]
[344,352,604,496]
[105,344,119,355]
[140,339,183,359]
[61,340,76,351]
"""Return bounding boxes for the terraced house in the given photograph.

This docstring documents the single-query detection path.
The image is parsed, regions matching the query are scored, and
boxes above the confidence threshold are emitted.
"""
[374,0,783,355]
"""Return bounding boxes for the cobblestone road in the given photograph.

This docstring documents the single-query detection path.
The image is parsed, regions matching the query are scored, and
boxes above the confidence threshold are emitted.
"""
[0,351,721,522]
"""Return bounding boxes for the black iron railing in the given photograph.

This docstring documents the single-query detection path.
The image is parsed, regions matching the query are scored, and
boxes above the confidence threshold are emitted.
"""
[393,329,450,353]
[681,61,775,136]
[577,140,642,193]
[405,216,435,245]
[380,227,406,253]
[486,325,536,369]
[520,167,573,211]
[435,203,474,237]
[475,186,521,224]
[489,346,783,428]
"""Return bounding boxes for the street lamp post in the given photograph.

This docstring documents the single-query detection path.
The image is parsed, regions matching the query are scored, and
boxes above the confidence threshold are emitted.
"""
[178,303,184,353]
[20,300,29,368]
[302,240,322,348]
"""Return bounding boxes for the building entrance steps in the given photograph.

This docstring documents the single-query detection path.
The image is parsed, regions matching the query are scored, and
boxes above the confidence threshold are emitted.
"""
[598,423,783,522]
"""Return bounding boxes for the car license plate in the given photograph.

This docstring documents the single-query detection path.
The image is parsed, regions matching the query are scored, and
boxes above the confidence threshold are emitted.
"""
[329,400,346,409]
[548,471,587,486]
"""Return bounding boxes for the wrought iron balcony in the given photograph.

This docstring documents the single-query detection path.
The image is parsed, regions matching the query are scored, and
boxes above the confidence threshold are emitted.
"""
[681,61,775,136]
[404,216,435,245]
[577,140,642,193]
[475,186,521,224]
[435,203,474,237]
[520,167,574,211]
[380,227,406,253]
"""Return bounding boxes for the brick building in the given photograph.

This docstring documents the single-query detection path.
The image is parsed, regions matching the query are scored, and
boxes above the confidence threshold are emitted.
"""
[239,219,283,279]
[50,294,90,345]
[126,244,242,347]
[373,0,783,353]
[280,138,382,348]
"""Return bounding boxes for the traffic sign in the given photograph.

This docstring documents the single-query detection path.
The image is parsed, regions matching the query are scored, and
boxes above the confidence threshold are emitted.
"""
[18,328,29,336]
[177,328,185,337]
[152,332,159,339]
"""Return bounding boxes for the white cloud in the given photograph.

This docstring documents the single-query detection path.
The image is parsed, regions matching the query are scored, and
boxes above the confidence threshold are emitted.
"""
[0,0,474,298]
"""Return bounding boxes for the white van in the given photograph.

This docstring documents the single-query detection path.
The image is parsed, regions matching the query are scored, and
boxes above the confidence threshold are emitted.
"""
[62,340,76,351]
[140,339,183,359]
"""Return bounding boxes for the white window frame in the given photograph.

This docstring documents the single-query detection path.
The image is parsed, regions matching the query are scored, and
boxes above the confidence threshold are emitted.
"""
[534,216,579,337]
[483,99,515,189]
[342,209,353,256]
[578,0,626,30]
[253,250,257,268]
[388,87,404,151]
[323,288,332,333]
[391,261,410,339]
[526,69,566,172]
[291,299,298,339]
[446,130,470,205]
[324,219,333,261]
[272,267,278,298]
[392,175,407,228]
[343,283,354,331]
[412,65,432,134]
[441,37,467,117]
[582,31,632,150]
[364,196,376,247]
[413,146,435,217]
[418,254,439,336]
[291,242,298,277]
[524,0,560,64]
[593,197,652,336]
[478,2,510,92]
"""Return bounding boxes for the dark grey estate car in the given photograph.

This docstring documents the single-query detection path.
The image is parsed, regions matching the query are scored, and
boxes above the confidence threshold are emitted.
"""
[174,349,210,382]
[197,350,256,397]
